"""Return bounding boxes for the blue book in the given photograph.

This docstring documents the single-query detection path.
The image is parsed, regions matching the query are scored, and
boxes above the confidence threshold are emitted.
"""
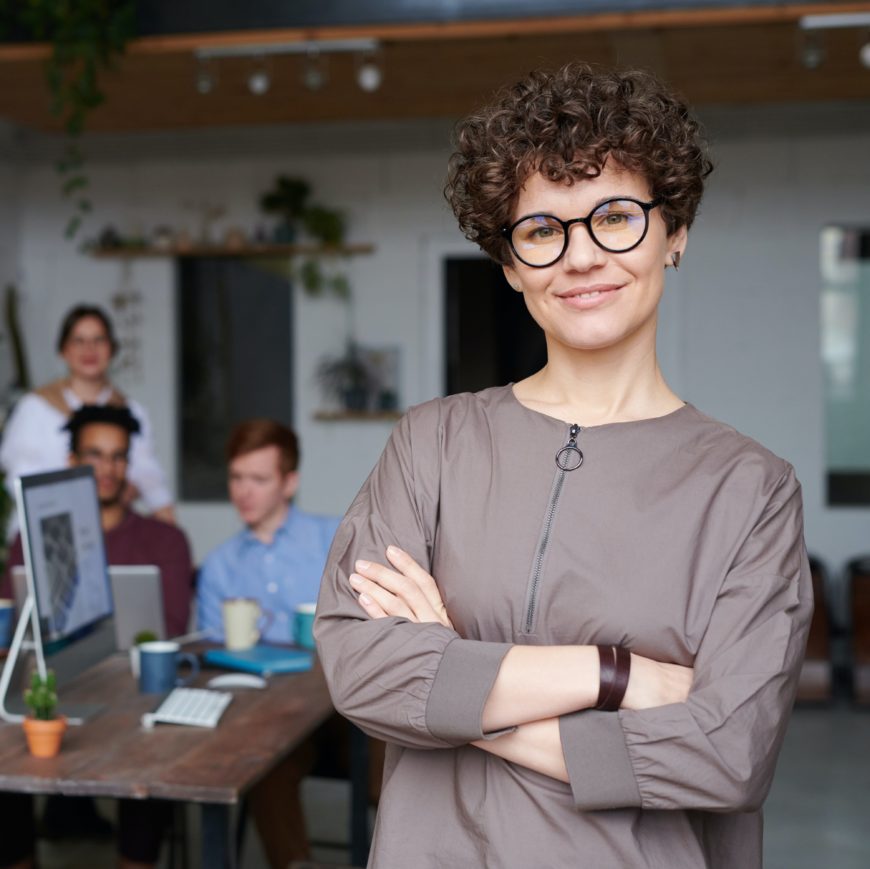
[203,645,313,676]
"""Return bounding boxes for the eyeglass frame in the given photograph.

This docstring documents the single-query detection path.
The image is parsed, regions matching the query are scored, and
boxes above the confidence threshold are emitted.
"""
[501,197,662,268]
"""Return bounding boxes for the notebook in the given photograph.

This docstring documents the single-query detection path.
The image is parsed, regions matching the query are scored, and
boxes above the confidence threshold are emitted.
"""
[203,645,313,676]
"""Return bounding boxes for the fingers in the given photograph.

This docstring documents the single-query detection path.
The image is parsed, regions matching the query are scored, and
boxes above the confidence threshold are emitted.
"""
[353,554,442,624]
[354,587,390,620]
[349,547,453,628]
[349,573,414,621]
[384,546,450,623]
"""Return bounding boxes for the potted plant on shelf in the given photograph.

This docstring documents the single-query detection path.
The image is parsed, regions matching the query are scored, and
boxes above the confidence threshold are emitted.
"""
[22,670,66,758]
[259,176,312,243]
[258,175,351,298]
[316,341,375,412]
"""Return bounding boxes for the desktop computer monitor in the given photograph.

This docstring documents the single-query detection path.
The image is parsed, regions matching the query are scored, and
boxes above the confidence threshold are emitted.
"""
[16,466,113,643]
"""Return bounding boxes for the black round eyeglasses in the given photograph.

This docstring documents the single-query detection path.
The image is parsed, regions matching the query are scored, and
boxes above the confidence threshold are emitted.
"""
[502,197,661,268]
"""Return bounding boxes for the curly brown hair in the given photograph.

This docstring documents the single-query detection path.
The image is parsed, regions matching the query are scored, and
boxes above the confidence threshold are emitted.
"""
[445,63,713,265]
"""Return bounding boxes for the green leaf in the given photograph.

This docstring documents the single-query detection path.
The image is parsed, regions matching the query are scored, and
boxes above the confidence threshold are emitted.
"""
[64,215,82,239]
[62,174,88,195]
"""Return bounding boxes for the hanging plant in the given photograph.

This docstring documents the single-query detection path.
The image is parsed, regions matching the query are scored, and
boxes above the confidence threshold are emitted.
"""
[0,1,136,238]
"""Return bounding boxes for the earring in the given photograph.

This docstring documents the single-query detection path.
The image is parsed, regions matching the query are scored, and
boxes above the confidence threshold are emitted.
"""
[671,252,681,271]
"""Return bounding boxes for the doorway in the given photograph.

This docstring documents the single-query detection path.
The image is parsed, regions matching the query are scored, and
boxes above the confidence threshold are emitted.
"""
[444,257,546,395]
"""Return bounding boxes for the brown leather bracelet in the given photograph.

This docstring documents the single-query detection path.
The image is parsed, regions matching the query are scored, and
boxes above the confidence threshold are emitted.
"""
[596,644,631,711]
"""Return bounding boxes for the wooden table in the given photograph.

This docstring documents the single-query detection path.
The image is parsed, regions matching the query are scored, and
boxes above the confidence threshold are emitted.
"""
[0,652,343,868]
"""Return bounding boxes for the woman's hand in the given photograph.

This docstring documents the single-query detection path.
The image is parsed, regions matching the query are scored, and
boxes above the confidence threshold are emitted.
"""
[622,654,694,710]
[349,546,453,629]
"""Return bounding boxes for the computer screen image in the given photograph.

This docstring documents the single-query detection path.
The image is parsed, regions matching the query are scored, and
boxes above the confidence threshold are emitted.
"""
[18,467,113,643]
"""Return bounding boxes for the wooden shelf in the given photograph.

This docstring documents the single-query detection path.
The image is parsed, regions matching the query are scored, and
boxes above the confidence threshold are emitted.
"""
[89,242,375,259]
[313,410,402,423]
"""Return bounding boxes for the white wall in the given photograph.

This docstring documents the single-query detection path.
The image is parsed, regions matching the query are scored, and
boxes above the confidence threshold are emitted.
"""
[2,108,869,585]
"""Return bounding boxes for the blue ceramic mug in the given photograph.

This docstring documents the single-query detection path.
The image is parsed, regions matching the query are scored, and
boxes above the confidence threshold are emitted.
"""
[138,641,199,694]
[0,599,14,650]
[294,602,317,650]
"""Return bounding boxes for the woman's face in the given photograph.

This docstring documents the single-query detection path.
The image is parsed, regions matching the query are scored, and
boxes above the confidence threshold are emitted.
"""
[502,161,686,356]
[61,316,113,380]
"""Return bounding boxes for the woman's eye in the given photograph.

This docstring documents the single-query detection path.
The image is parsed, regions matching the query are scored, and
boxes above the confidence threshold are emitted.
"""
[531,226,557,239]
[599,212,629,226]
[519,221,563,243]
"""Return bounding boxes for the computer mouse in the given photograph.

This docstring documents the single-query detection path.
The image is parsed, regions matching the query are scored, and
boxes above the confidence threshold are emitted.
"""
[207,673,267,690]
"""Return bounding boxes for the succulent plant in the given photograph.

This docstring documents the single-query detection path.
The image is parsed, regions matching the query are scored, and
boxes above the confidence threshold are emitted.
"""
[24,670,58,721]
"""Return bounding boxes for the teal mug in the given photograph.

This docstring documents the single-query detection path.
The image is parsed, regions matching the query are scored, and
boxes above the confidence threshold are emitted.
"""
[294,602,317,650]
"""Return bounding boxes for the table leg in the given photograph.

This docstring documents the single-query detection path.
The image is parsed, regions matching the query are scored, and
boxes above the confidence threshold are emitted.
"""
[201,803,236,869]
[349,724,371,866]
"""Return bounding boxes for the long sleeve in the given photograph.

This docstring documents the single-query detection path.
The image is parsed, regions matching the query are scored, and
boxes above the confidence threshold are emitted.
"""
[559,464,813,812]
[126,400,173,512]
[314,403,512,750]
[196,552,229,639]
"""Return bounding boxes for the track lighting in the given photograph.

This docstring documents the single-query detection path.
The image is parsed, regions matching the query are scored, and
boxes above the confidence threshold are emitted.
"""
[195,59,216,95]
[302,49,327,92]
[800,33,825,70]
[356,51,384,92]
[192,38,381,96]
[799,12,870,68]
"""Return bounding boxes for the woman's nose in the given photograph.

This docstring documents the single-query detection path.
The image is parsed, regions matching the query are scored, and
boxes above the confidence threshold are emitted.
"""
[562,223,607,272]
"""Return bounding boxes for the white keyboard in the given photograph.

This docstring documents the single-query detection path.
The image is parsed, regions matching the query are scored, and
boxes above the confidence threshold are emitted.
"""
[141,687,233,730]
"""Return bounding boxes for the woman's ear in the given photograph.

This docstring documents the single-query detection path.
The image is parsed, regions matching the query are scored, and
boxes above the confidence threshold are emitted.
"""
[502,264,522,293]
[667,225,688,269]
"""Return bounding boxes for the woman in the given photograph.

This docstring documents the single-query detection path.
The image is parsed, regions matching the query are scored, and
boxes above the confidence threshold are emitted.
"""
[0,305,174,527]
[315,64,812,868]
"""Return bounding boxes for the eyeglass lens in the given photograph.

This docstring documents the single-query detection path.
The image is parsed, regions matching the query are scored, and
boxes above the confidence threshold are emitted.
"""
[510,199,650,266]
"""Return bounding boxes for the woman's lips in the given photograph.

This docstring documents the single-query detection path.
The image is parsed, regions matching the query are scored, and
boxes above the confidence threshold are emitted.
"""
[556,284,622,310]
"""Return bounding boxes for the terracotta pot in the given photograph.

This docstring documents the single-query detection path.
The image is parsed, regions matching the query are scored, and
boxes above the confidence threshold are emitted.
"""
[23,715,67,758]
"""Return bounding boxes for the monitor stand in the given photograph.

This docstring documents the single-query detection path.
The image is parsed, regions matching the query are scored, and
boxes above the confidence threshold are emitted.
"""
[0,594,88,725]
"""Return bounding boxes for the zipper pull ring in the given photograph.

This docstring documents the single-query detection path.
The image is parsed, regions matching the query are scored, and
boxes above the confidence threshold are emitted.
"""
[555,423,583,471]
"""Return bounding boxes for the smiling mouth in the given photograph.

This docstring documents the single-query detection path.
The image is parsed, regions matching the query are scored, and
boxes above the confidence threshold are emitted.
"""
[557,284,622,303]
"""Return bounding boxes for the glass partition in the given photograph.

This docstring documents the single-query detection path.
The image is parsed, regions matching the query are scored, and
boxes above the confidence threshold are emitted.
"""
[821,227,870,505]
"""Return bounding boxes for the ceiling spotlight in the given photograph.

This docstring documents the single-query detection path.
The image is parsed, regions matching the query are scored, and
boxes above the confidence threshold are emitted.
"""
[195,59,217,95]
[801,33,826,70]
[302,49,328,91]
[356,52,383,92]
[247,57,271,96]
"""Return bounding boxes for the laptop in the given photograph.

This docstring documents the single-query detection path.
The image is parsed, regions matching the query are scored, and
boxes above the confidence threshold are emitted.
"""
[108,565,166,650]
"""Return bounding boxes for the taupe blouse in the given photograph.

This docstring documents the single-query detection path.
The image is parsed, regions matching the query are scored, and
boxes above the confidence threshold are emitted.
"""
[315,385,812,869]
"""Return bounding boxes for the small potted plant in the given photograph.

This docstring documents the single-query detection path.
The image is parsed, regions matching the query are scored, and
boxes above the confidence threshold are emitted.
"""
[316,342,374,412]
[22,670,66,758]
[130,630,158,678]
[259,175,312,243]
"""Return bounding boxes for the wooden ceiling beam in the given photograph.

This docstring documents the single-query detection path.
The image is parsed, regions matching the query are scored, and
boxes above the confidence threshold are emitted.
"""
[1,1,869,61]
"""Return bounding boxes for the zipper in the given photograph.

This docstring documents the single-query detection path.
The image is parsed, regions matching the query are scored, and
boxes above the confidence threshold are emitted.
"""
[523,424,583,633]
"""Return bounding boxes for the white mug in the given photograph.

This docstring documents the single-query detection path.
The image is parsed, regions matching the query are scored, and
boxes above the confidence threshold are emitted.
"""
[222,597,273,650]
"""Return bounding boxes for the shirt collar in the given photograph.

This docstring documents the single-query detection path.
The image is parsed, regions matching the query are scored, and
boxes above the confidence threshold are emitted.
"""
[239,504,296,548]
[63,384,113,410]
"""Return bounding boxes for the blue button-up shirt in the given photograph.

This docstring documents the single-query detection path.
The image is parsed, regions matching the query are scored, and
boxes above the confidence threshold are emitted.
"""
[196,507,341,644]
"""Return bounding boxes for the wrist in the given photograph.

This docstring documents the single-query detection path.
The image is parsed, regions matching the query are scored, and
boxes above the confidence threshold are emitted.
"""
[594,644,632,711]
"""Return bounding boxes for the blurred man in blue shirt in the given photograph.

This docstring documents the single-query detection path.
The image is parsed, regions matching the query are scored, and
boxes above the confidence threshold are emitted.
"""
[196,419,339,867]
[197,419,339,644]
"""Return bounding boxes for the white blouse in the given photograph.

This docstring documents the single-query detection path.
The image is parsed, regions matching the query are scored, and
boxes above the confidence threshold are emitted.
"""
[0,390,173,524]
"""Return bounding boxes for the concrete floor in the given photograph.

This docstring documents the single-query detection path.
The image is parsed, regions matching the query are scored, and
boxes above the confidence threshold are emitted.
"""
[36,705,870,868]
